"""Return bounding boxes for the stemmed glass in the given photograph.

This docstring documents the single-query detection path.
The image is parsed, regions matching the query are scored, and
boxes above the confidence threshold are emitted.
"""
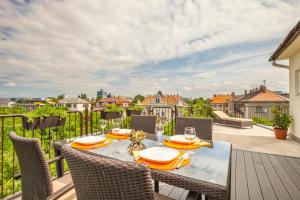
[184,127,196,141]
[156,124,164,136]
[100,120,107,134]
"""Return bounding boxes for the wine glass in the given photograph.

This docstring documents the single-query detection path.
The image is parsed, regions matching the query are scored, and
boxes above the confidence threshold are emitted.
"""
[184,127,196,141]
[156,125,164,136]
[100,120,107,134]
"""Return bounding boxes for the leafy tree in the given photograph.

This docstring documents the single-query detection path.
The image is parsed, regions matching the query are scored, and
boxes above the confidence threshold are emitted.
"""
[78,93,87,99]
[57,94,65,100]
[133,95,144,104]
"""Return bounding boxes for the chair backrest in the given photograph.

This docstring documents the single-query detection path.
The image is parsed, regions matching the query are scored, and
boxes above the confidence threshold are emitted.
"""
[213,111,229,119]
[131,115,157,134]
[9,132,52,200]
[175,117,213,140]
[60,145,156,200]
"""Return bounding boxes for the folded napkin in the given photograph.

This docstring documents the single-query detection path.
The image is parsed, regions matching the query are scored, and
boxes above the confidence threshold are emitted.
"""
[106,133,129,139]
[163,139,211,149]
[71,138,112,150]
[135,151,190,170]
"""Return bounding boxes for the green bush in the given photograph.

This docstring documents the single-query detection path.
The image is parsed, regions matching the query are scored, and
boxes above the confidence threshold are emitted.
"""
[127,105,144,111]
[103,104,124,113]
[252,117,272,126]
[25,106,67,122]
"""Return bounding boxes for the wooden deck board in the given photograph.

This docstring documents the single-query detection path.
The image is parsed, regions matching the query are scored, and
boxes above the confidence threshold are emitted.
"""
[251,152,277,200]
[244,151,263,200]
[235,150,250,200]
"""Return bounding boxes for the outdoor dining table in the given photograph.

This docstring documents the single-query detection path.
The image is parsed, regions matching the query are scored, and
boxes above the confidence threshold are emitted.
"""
[57,134,232,200]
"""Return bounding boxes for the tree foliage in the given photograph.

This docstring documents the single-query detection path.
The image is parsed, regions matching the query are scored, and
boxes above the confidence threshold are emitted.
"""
[133,95,144,104]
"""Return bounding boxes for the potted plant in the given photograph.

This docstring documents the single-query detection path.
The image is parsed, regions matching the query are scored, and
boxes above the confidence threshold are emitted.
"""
[272,107,292,140]
[126,105,144,116]
[22,106,67,130]
[101,104,123,119]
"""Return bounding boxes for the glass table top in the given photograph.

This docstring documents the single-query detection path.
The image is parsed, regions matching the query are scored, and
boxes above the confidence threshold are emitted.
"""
[67,134,231,186]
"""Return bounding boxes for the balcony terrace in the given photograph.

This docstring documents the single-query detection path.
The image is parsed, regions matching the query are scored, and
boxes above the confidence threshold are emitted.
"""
[1,105,300,200]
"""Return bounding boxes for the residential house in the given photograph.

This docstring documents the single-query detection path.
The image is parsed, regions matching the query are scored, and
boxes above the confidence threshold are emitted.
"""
[229,85,289,120]
[269,20,300,142]
[95,96,133,108]
[58,98,91,111]
[141,91,188,117]
[210,93,234,113]
[0,98,15,107]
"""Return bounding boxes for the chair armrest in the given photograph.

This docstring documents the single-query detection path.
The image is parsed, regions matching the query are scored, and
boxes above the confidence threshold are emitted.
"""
[48,155,64,165]
[46,182,74,200]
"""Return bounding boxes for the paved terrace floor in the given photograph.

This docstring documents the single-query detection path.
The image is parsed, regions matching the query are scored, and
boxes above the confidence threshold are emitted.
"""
[213,124,300,158]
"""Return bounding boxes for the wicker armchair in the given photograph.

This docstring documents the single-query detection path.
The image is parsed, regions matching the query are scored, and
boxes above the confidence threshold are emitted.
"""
[175,117,213,140]
[9,132,75,200]
[58,144,173,200]
[131,115,157,134]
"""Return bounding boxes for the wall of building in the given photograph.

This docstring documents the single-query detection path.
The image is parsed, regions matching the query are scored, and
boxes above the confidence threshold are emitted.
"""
[290,49,300,140]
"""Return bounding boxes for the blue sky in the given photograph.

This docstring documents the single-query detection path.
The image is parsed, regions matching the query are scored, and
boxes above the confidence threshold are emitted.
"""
[0,0,299,98]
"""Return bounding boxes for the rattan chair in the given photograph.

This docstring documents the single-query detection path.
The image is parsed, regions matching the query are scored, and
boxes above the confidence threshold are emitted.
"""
[9,132,75,200]
[131,115,157,134]
[58,144,173,200]
[175,117,213,140]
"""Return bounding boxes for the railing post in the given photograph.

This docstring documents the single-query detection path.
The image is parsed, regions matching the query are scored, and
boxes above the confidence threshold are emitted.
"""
[85,107,88,135]
[54,147,64,178]
[90,107,93,134]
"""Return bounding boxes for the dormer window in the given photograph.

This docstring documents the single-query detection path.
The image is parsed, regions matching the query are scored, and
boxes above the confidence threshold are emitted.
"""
[156,98,160,103]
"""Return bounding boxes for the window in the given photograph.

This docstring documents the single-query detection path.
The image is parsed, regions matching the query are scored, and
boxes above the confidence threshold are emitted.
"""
[256,106,263,113]
[156,98,160,104]
[296,69,300,96]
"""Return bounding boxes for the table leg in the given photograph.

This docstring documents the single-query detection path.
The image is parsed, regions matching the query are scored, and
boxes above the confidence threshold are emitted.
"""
[154,180,159,193]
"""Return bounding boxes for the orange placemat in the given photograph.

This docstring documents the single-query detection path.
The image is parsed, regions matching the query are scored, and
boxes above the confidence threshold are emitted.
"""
[136,152,190,170]
[106,133,129,139]
[163,140,211,149]
[71,138,112,150]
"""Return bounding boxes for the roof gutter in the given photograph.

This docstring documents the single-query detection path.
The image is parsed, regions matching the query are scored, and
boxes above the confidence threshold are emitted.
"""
[271,61,289,69]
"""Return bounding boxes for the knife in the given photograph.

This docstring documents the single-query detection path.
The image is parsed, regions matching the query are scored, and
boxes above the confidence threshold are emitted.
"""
[176,153,190,169]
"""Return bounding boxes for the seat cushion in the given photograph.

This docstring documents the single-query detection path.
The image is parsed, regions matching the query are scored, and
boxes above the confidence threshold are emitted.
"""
[155,193,174,200]
[52,173,76,200]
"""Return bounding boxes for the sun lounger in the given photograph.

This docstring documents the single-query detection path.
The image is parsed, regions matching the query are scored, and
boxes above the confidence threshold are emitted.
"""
[213,111,253,128]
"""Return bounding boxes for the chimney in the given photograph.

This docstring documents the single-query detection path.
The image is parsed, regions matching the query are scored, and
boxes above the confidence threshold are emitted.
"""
[259,85,266,92]
[244,90,248,95]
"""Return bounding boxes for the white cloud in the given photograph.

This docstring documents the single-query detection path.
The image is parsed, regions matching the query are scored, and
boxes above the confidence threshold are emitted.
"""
[0,0,297,97]
[160,78,169,82]
[197,72,214,78]
[183,86,192,91]
[4,82,16,87]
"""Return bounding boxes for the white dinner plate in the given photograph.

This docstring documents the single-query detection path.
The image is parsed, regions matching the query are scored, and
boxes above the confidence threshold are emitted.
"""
[113,128,133,135]
[139,147,180,163]
[169,135,198,144]
[75,135,106,145]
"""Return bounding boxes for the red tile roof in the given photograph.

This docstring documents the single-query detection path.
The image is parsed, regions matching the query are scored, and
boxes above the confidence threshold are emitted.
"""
[210,95,232,104]
[239,88,288,102]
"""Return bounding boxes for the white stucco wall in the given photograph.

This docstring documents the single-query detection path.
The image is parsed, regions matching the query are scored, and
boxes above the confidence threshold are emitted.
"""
[289,49,300,139]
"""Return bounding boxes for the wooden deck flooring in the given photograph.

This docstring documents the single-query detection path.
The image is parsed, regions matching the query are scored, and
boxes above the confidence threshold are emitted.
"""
[162,149,300,200]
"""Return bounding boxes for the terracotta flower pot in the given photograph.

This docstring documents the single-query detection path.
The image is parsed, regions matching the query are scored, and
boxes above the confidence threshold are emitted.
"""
[274,128,288,140]
[101,111,122,119]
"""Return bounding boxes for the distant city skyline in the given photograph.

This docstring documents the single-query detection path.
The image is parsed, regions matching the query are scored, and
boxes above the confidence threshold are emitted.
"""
[1,0,299,98]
